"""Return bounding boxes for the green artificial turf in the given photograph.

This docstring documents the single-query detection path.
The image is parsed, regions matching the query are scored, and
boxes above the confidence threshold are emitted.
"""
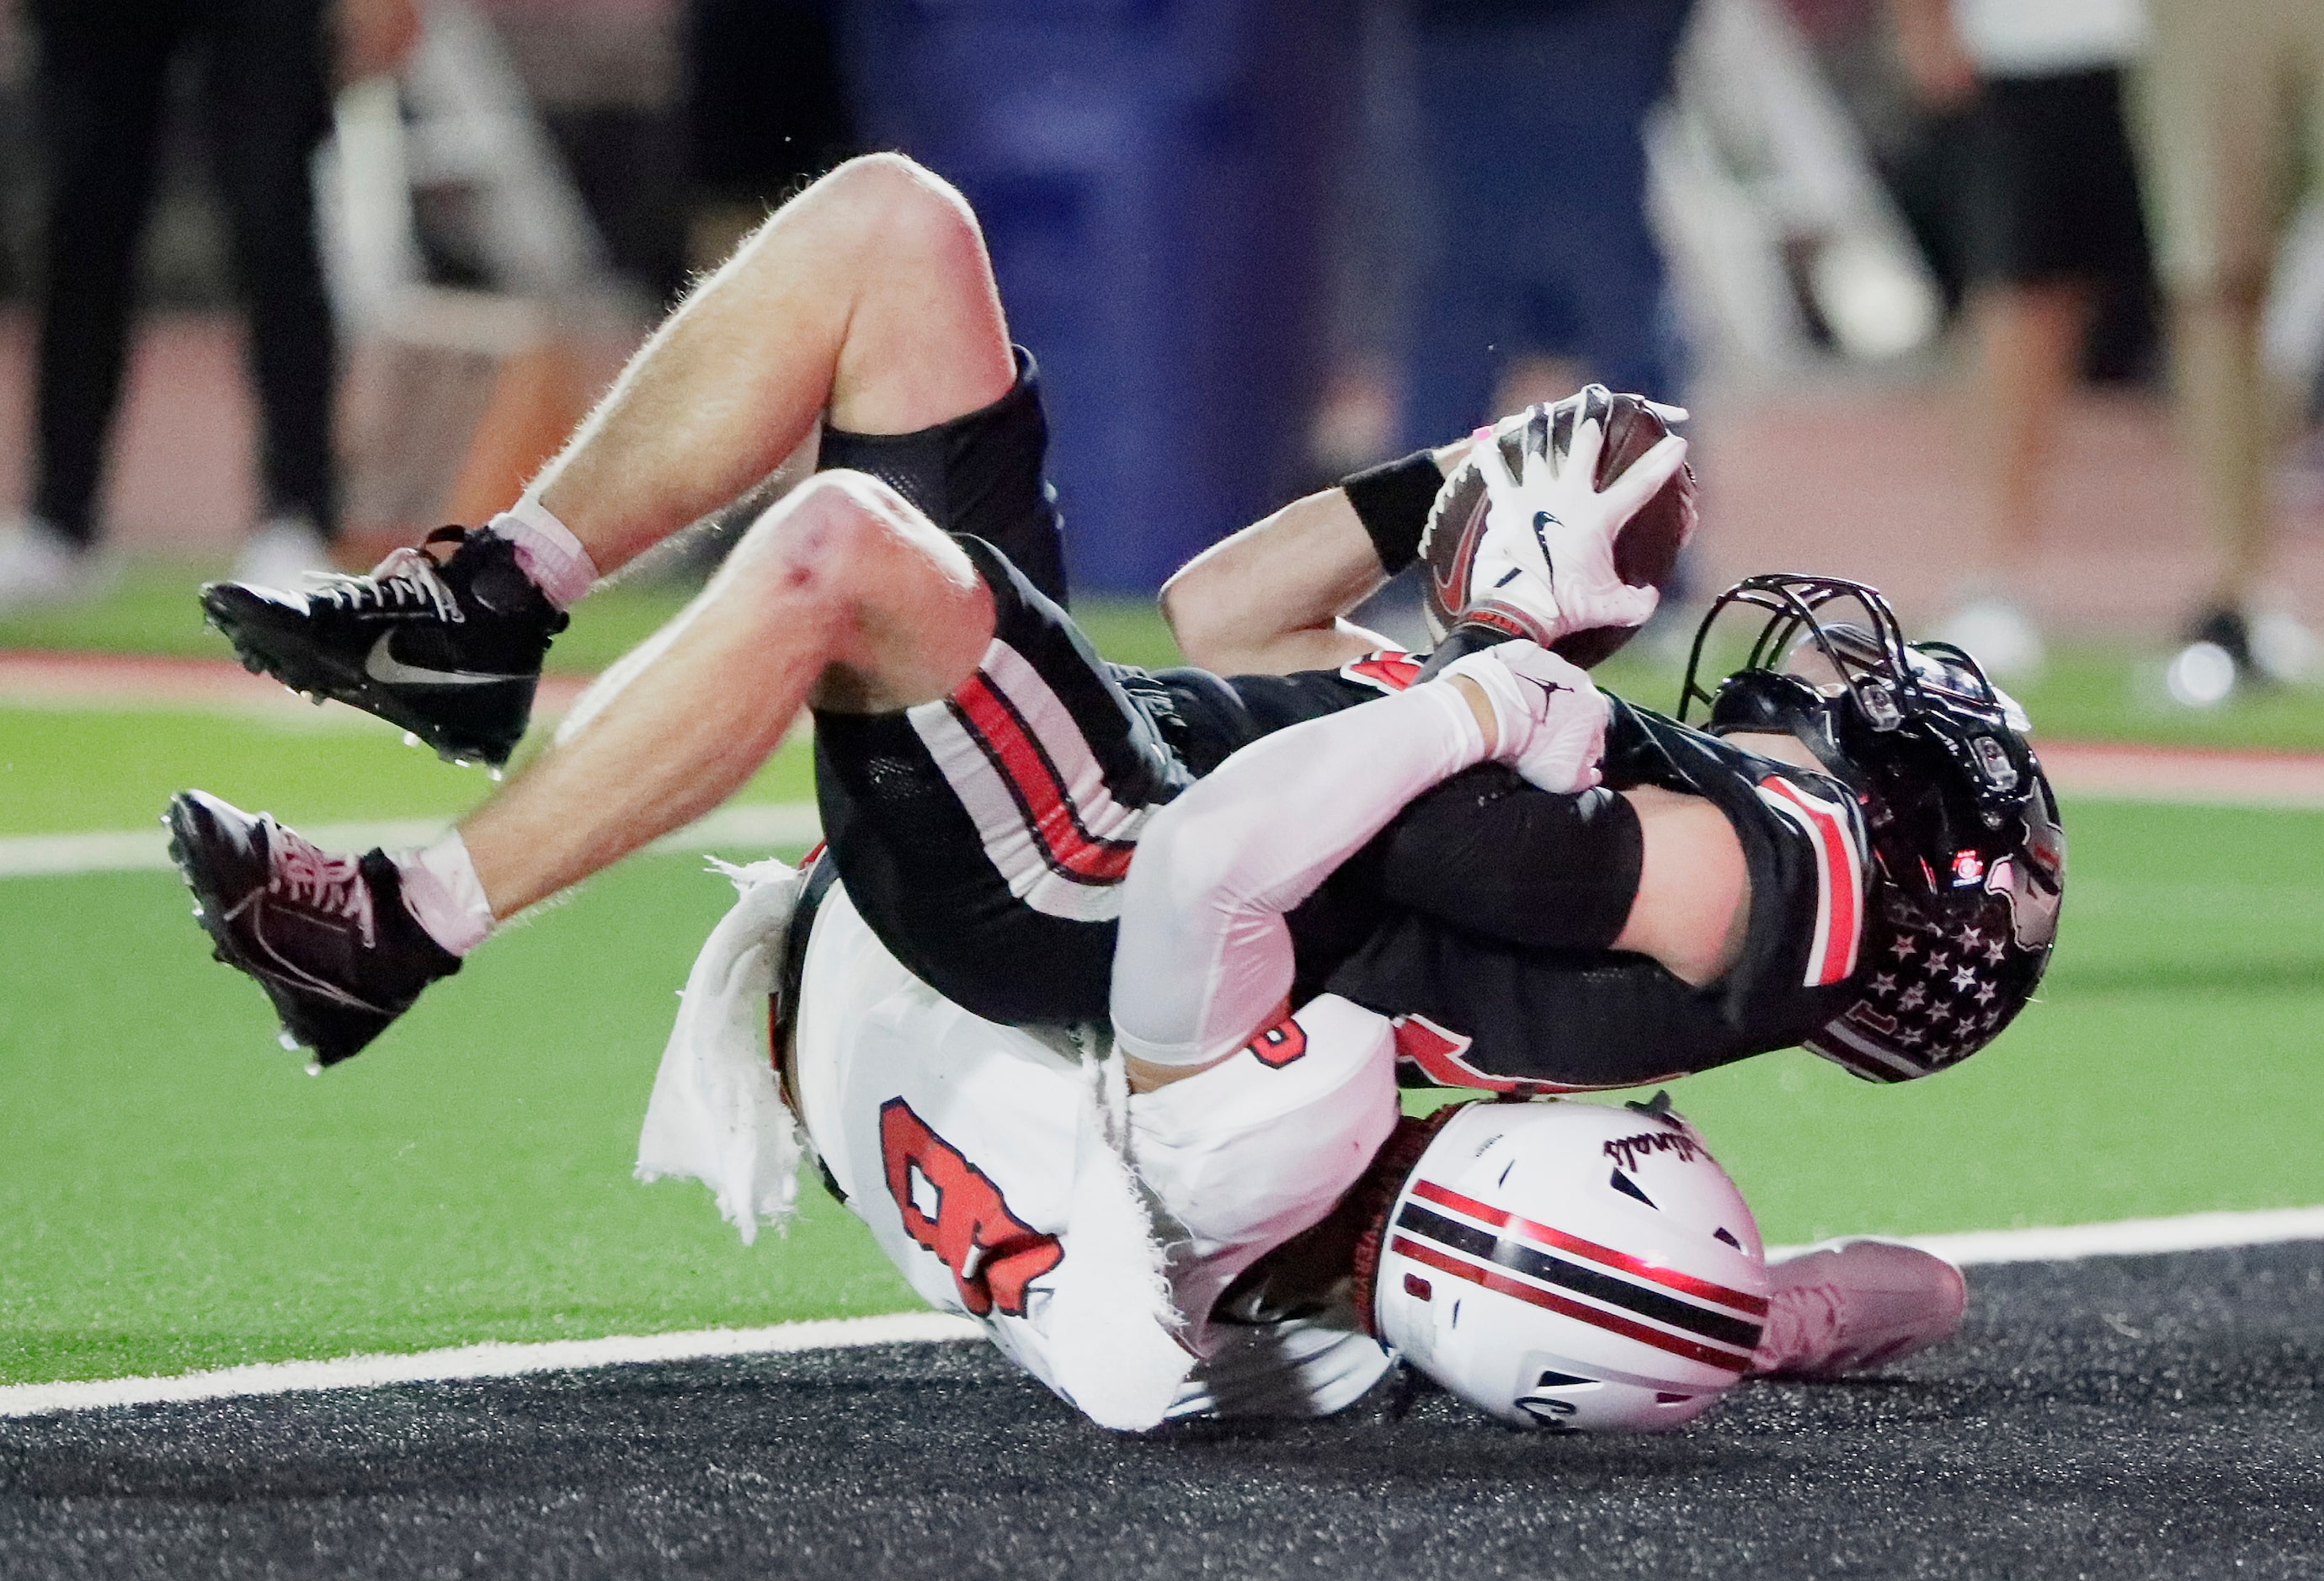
[1591,634,2324,755]
[1623,798,2324,1241]
[0,851,909,1387]
[0,562,701,677]
[0,705,817,838]
[6,752,2323,1385]
[0,562,1186,680]
[8,578,2324,1387]
[13,562,2324,751]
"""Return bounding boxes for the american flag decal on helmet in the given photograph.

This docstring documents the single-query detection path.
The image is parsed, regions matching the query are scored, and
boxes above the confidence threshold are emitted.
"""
[1755,775,1866,987]
[1389,1179,1764,1371]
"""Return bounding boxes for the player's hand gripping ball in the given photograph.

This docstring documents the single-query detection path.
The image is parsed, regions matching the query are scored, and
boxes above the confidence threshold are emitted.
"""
[1421,386,1698,668]
[1435,639,1608,795]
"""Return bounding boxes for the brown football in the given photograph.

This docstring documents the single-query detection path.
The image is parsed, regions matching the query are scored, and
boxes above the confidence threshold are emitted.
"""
[1417,393,1698,668]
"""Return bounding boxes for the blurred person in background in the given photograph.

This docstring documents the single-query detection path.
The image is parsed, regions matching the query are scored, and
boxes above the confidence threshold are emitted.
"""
[1400,0,1696,448]
[683,0,854,275]
[0,0,416,611]
[2136,0,2324,688]
[1890,0,2152,680]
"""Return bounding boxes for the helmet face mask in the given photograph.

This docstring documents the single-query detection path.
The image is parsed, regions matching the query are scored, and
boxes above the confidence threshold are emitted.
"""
[1681,575,2065,1080]
[1364,1097,1769,1431]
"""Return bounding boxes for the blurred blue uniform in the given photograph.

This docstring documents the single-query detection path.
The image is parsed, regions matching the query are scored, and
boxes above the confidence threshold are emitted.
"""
[1401,0,1694,446]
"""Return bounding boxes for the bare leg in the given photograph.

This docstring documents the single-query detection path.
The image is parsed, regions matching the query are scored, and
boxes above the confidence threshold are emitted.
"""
[459,471,994,918]
[2170,285,2283,609]
[1965,279,2088,581]
[529,153,1017,575]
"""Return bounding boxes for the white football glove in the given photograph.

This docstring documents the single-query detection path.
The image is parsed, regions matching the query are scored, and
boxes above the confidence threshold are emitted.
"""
[1468,386,1688,644]
[1436,639,1608,795]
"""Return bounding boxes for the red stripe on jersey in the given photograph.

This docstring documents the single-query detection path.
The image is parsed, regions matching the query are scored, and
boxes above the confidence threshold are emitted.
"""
[1389,1235,1752,1372]
[1391,1013,1666,1096]
[1757,775,1863,987]
[951,673,1137,885]
[1339,650,1423,695]
[1410,1179,1767,1315]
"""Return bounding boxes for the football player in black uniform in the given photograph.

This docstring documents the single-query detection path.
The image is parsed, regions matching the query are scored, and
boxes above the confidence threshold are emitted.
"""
[163,152,2060,1099]
[1223,574,2066,1094]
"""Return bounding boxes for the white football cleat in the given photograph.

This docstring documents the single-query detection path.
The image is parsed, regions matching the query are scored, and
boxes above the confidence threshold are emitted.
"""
[0,517,98,612]
[232,516,335,591]
[1746,1237,1966,1378]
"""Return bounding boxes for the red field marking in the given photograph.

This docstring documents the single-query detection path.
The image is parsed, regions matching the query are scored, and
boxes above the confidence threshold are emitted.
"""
[2033,740,2324,806]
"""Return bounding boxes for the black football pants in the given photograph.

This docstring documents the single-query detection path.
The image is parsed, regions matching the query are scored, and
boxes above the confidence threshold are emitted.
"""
[29,0,338,544]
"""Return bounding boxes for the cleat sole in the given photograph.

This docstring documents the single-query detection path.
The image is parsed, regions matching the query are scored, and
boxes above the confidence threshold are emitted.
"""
[200,591,530,769]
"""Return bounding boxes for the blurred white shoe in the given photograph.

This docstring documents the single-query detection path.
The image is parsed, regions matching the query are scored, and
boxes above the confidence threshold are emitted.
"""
[1935,597,2045,682]
[2248,609,2320,684]
[231,517,335,592]
[1746,1237,1967,1378]
[0,518,98,613]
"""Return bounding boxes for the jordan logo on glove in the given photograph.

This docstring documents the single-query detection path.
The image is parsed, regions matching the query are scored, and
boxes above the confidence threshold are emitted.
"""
[1435,640,1609,796]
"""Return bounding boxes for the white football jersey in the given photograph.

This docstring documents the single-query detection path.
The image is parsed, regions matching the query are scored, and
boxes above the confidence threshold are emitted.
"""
[790,883,1399,1422]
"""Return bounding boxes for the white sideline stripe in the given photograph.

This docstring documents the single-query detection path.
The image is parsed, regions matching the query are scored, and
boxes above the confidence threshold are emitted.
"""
[1890,1204,2324,1266]
[0,1312,980,1419]
[10,1205,2324,1419]
[1762,1204,2324,1266]
[0,801,822,881]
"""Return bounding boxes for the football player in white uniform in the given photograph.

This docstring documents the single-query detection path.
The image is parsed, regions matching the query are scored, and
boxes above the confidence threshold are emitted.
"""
[650,636,1771,1430]
[646,624,1964,1432]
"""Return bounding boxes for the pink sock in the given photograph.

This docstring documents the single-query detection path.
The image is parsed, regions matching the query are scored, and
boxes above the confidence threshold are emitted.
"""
[487,495,597,610]
[393,833,495,956]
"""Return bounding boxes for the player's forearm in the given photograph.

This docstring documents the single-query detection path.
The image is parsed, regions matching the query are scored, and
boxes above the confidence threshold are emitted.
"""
[1160,487,1392,676]
[1162,442,1468,677]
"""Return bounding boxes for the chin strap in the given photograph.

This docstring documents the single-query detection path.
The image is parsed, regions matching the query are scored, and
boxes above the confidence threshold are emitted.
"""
[1346,1103,1471,1338]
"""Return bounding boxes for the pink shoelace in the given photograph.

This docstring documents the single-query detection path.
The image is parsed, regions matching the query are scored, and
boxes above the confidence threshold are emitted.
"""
[269,826,377,948]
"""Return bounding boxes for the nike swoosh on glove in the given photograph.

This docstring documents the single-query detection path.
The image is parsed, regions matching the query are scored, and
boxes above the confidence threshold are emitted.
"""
[1437,640,1608,795]
[1471,386,1688,642]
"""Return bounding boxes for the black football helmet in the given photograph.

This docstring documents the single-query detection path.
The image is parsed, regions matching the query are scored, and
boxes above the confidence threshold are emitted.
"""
[1679,574,2065,1081]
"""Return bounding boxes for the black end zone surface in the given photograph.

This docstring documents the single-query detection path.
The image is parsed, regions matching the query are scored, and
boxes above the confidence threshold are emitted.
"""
[6,1243,2321,1579]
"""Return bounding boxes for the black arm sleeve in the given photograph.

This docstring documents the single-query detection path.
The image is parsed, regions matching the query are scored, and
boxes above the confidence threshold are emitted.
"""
[1373,766,1644,953]
[1340,449,1445,574]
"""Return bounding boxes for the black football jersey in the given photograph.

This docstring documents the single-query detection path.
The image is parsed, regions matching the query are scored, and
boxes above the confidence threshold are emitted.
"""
[1328,697,1875,1089]
[1137,651,1877,1090]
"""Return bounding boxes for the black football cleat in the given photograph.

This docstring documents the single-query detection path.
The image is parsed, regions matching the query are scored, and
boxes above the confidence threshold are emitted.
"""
[200,526,568,769]
[167,790,461,1066]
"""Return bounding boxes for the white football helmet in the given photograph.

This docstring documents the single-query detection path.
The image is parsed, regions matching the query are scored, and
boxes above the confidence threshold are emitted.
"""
[1365,1098,1768,1431]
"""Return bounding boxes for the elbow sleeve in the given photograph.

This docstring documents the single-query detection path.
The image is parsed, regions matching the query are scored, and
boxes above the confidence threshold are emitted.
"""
[1379,769,1642,953]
